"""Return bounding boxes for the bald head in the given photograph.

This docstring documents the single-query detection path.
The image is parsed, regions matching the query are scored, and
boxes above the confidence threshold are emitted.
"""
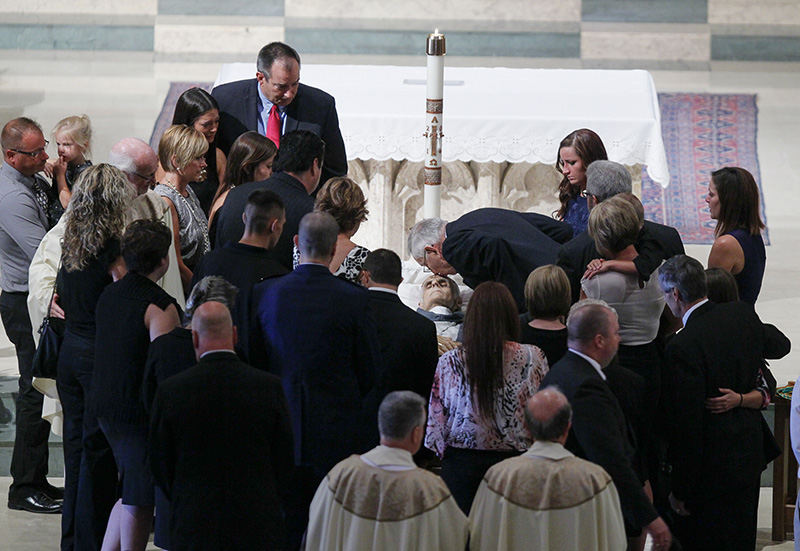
[108,137,158,195]
[525,387,572,443]
[191,301,237,359]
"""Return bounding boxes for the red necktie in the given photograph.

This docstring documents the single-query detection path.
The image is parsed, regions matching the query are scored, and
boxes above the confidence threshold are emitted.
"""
[266,104,281,147]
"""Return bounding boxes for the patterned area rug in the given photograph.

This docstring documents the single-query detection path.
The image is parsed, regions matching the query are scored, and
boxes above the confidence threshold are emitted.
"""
[153,86,765,245]
[642,93,766,245]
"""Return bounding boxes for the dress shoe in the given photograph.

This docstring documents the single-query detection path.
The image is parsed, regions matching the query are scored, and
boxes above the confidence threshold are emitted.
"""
[8,491,62,514]
[42,483,65,501]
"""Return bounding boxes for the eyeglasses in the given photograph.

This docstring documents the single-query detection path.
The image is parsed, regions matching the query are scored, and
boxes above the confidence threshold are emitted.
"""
[579,189,594,199]
[10,140,49,158]
[132,171,156,184]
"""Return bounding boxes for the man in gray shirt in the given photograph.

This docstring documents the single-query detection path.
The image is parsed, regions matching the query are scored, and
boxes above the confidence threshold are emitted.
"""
[0,117,62,514]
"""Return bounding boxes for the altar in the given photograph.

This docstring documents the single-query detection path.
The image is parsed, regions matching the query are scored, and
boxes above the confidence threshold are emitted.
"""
[215,64,668,254]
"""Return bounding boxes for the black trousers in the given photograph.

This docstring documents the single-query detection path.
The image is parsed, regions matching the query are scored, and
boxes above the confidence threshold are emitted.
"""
[673,481,760,551]
[0,290,50,498]
[441,447,520,514]
[56,331,117,551]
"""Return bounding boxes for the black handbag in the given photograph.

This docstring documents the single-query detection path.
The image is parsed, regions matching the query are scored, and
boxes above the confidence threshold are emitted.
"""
[31,273,64,380]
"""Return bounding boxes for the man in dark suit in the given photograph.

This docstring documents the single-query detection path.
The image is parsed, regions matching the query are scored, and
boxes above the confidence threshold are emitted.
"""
[359,249,438,401]
[149,300,294,551]
[254,211,381,548]
[211,41,347,185]
[407,208,573,311]
[213,130,321,267]
[658,255,778,551]
[541,299,672,550]
[557,161,684,302]
[192,189,288,362]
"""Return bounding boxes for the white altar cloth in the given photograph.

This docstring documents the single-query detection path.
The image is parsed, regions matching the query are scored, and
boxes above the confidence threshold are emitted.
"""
[215,64,669,187]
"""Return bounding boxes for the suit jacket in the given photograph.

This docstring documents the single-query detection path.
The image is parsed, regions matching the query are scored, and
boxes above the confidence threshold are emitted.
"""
[367,289,439,401]
[541,351,658,534]
[149,351,294,551]
[254,264,382,477]
[663,300,775,508]
[211,78,347,185]
[441,208,573,311]
[557,219,685,303]
[213,171,314,269]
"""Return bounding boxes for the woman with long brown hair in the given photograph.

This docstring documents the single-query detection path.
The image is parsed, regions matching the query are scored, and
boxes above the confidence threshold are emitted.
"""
[706,166,766,304]
[425,281,549,512]
[554,128,608,235]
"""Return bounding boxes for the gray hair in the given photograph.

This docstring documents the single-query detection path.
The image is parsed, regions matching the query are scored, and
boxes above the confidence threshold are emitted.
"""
[407,218,447,261]
[524,387,573,442]
[566,299,617,343]
[185,276,239,323]
[378,391,427,441]
[585,160,631,202]
[107,138,145,175]
[297,211,338,259]
[658,255,707,303]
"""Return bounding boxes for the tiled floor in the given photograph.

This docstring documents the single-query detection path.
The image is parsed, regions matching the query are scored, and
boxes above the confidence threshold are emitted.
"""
[1,51,799,548]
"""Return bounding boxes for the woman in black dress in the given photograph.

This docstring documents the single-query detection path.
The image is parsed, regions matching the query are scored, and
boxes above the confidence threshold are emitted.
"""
[55,164,133,549]
[91,220,181,551]
[518,264,571,366]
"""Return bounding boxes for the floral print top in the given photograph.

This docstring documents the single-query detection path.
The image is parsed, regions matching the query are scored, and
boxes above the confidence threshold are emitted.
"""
[425,342,549,458]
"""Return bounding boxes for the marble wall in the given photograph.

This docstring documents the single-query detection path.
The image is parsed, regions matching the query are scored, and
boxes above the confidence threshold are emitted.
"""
[2,0,799,66]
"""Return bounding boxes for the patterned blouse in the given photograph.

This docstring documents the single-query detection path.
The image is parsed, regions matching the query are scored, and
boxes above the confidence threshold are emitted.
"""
[425,342,549,458]
[292,243,370,284]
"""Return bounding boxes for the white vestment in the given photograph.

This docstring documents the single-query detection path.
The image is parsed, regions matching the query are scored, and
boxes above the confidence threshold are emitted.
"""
[469,440,626,551]
[306,445,468,551]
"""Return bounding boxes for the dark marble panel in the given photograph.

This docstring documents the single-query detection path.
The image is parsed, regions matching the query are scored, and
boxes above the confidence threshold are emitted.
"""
[712,35,800,62]
[582,0,708,23]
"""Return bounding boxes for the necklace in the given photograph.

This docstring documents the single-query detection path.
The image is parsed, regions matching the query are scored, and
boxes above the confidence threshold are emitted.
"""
[158,179,210,253]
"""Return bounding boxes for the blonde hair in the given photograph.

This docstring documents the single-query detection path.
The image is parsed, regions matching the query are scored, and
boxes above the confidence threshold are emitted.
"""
[62,164,134,272]
[588,195,640,257]
[52,114,92,157]
[158,124,208,173]
[524,265,571,320]
[314,177,369,233]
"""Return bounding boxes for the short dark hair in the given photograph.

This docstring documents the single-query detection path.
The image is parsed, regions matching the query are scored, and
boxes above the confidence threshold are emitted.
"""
[705,267,739,303]
[362,249,402,286]
[172,87,219,128]
[566,300,617,343]
[658,255,708,303]
[525,393,572,441]
[121,219,172,275]
[297,212,338,259]
[244,190,284,235]
[272,130,325,174]
[378,391,426,441]
[257,42,301,76]
[1,117,43,152]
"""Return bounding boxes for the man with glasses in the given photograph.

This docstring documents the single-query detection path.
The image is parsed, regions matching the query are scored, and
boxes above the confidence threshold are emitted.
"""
[0,117,62,513]
[212,41,347,187]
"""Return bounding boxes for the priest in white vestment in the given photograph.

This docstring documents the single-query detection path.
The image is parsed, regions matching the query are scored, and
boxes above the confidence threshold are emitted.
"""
[469,387,626,551]
[305,391,468,550]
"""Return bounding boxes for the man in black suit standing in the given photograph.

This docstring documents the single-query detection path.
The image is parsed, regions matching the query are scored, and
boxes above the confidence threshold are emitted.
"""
[213,130,321,267]
[149,300,294,551]
[192,189,288,362]
[407,208,573,311]
[541,299,672,550]
[556,160,684,302]
[254,211,381,548]
[212,41,347,185]
[658,255,777,551]
[359,249,439,402]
